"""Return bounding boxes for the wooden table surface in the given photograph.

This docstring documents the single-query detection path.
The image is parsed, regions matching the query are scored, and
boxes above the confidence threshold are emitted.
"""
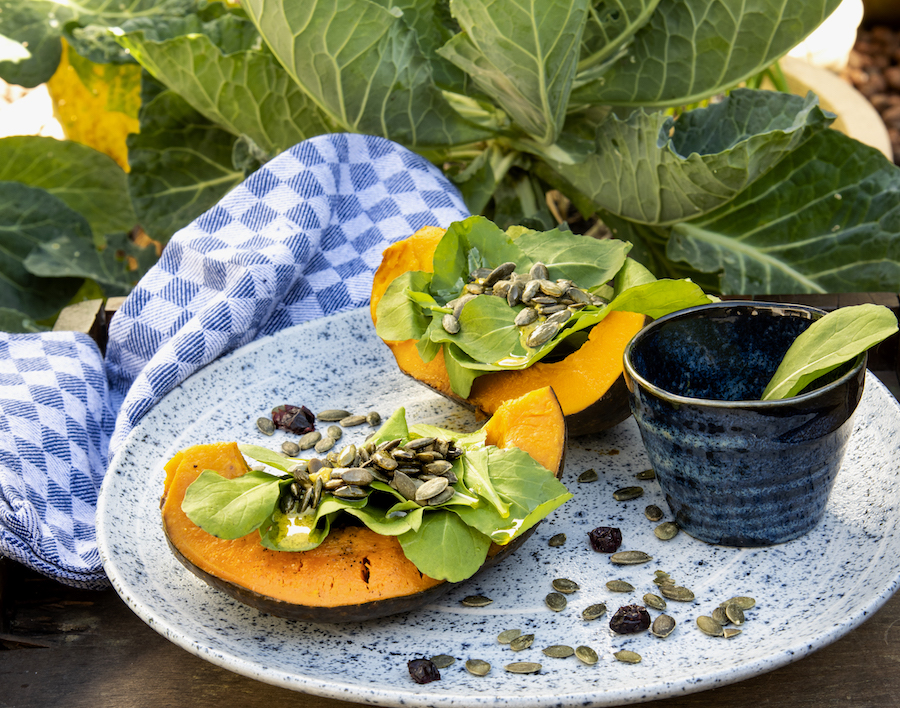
[2,293,900,708]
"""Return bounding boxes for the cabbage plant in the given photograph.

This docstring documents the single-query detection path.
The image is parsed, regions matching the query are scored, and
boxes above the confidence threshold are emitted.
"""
[0,0,898,331]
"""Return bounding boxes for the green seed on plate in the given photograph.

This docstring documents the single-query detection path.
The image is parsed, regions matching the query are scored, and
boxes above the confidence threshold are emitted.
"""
[697,616,724,636]
[723,627,743,638]
[651,614,676,638]
[659,585,694,602]
[299,431,321,450]
[327,425,343,440]
[722,596,756,610]
[340,414,367,427]
[644,505,664,521]
[430,654,455,668]
[610,550,653,565]
[545,592,567,612]
[548,533,566,547]
[582,603,607,621]
[613,486,644,501]
[466,659,491,676]
[551,578,579,594]
[317,409,351,422]
[577,468,598,483]
[542,645,574,658]
[725,603,745,625]
[505,662,542,674]
[614,650,642,664]
[711,607,730,625]
[497,629,522,644]
[256,417,275,436]
[575,646,598,665]
[510,634,535,652]
[643,593,666,611]
[461,594,493,607]
[606,580,634,593]
[654,522,680,540]
[636,468,656,480]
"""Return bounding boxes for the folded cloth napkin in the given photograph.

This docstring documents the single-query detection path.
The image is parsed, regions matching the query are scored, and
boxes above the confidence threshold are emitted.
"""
[0,134,470,589]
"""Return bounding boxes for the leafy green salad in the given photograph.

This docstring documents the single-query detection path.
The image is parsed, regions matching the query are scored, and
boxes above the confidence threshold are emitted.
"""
[181,408,572,583]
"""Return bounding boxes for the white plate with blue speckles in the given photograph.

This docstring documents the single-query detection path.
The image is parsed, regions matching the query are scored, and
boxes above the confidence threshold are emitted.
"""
[98,307,900,707]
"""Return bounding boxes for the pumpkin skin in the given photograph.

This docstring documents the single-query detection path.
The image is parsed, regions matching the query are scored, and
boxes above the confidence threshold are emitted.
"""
[371,226,646,436]
[161,386,567,622]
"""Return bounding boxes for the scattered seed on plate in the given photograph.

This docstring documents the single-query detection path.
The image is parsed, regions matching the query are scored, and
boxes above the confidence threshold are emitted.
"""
[575,645,599,665]
[340,414,367,427]
[722,596,756,610]
[651,614,676,638]
[299,431,321,450]
[644,504,664,521]
[510,634,535,652]
[545,592,567,612]
[461,594,493,607]
[430,654,455,669]
[366,411,382,426]
[281,441,300,457]
[636,468,656,480]
[314,437,335,453]
[548,533,566,547]
[711,606,730,625]
[723,627,743,638]
[256,417,275,436]
[327,425,342,440]
[582,603,607,621]
[659,585,695,602]
[643,593,666,611]
[654,522,679,540]
[466,659,491,676]
[497,629,522,644]
[697,616,724,637]
[317,409,351,422]
[725,603,745,625]
[610,550,653,565]
[577,468,598,483]
[505,662,542,674]
[543,645,574,658]
[606,580,634,593]
[552,578,579,594]
[613,486,644,501]
[614,650,642,664]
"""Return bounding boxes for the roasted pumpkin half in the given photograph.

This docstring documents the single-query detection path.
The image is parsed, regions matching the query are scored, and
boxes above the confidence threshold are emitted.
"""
[161,386,568,622]
[370,221,648,436]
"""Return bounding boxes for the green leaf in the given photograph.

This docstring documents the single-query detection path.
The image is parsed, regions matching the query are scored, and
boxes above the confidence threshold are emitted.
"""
[437,0,589,145]
[577,0,661,79]
[398,511,491,582]
[242,0,489,147]
[573,0,841,107]
[127,86,242,242]
[0,136,136,242]
[666,127,900,294]
[374,271,435,342]
[0,308,48,333]
[613,257,657,294]
[459,447,509,518]
[605,278,712,320]
[115,13,334,154]
[0,182,87,319]
[368,407,410,447]
[238,443,295,473]
[761,304,898,400]
[342,500,425,536]
[555,90,833,226]
[429,294,526,364]
[513,228,630,288]
[0,0,67,87]
[182,468,285,539]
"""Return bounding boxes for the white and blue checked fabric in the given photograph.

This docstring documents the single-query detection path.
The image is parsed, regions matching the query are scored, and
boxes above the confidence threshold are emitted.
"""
[0,134,470,588]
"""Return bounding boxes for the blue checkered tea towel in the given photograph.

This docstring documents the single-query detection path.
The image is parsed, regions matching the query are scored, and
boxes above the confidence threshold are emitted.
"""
[0,134,470,588]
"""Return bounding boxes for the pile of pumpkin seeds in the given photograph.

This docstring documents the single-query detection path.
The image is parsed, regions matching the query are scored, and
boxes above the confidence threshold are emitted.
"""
[442,261,608,347]
[277,434,464,514]
[696,596,756,638]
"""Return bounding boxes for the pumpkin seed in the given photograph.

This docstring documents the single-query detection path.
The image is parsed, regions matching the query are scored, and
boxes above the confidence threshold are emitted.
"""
[545,592,567,612]
[551,578,579,594]
[505,662,541,674]
[425,487,455,505]
[281,441,300,457]
[636,468,656,480]
[336,444,356,467]
[317,409,351,422]
[341,468,374,486]
[510,634,535,652]
[582,603,607,621]
[723,627,743,638]
[526,321,560,348]
[542,645,574,658]
[659,585,695,602]
[484,261,517,288]
[654,522,680,540]
[529,262,549,280]
[577,468,598,483]
[606,580,634,593]
[643,593,666,611]
[430,654,455,669]
[506,281,523,307]
[548,533,566,547]
[497,629,522,644]
[654,570,670,577]
[644,504,664,521]
[724,603,745,625]
[465,659,491,676]
[332,485,368,500]
[610,550,653,565]
[314,437,335,453]
[722,596,756,610]
[514,308,539,327]
[651,614,676,638]
[441,313,461,334]
[697,616,724,637]
[340,414,367,427]
[415,476,449,502]
[575,645,598,665]
[711,607,730,625]
[460,594,493,607]
[327,425,343,441]
[256,417,275,436]
[299,431,321,450]
[613,486,644,501]
[366,411,382,426]
[614,650,642,664]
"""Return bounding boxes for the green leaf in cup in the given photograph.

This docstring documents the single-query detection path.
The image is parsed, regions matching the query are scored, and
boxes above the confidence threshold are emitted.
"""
[761,304,898,400]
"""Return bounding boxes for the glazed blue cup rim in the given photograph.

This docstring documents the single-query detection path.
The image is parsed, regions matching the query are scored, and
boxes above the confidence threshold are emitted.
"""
[622,300,867,408]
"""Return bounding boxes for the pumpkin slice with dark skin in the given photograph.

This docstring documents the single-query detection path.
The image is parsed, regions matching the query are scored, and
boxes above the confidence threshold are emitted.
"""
[161,386,567,622]
[370,226,645,436]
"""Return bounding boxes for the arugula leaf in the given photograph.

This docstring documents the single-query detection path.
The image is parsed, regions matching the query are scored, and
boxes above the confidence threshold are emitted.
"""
[374,270,435,341]
[398,511,491,583]
[428,295,526,364]
[259,508,332,552]
[459,447,510,518]
[342,500,425,537]
[238,444,294,473]
[513,229,630,288]
[761,304,898,400]
[367,407,409,447]
[182,469,286,539]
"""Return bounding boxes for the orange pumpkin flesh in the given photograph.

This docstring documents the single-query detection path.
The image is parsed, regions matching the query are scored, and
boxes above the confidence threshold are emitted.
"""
[371,226,646,436]
[161,387,566,622]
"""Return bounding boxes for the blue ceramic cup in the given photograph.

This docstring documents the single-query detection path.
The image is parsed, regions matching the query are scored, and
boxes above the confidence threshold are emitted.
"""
[623,301,866,546]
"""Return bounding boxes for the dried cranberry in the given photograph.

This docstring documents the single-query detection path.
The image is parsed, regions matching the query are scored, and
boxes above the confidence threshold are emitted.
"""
[609,605,651,634]
[271,404,316,434]
[408,658,441,684]
[588,526,622,553]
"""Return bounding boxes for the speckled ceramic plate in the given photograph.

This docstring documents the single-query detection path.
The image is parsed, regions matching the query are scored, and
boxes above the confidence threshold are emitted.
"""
[97,307,900,707]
